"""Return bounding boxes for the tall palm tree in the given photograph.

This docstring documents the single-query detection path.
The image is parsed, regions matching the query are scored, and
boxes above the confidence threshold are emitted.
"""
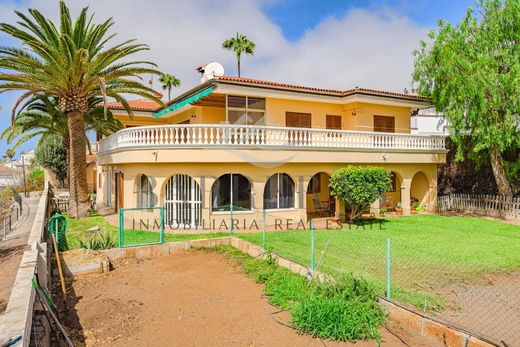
[159,73,181,102]
[222,33,255,78]
[1,95,123,160]
[0,2,163,217]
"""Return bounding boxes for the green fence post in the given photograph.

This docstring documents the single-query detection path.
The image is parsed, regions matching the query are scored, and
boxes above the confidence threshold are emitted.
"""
[55,218,59,247]
[160,207,165,244]
[386,236,391,300]
[118,208,123,248]
[229,204,233,238]
[311,219,315,272]
[262,209,266,251]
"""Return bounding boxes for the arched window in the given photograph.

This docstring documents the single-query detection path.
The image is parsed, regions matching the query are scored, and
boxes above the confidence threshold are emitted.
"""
[137,174,153,208]
[212,174,251,211]
[264,173,294,209]
[164,174,202,227]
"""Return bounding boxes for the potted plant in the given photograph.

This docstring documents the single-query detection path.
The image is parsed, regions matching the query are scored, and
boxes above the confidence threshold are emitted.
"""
[395,202,403,216]
[411,202,419,214]
[379,207,387,217]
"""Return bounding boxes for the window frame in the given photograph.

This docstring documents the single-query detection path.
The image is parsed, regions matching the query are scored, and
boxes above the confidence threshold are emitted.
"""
[264,173,295,210]
[226,95,266,125]
[137,174,153,208]
[211,174,252,212]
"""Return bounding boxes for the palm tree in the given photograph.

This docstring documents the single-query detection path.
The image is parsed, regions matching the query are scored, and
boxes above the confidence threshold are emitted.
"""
[159,74,181,102]
[4,148,15,163]
[222,33,255,78]
[1,95,123,176]
[0,2,163,217]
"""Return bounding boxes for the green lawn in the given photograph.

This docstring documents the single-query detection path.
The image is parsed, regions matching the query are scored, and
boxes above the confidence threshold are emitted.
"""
[65,212,228,249]
[238,215,520,310]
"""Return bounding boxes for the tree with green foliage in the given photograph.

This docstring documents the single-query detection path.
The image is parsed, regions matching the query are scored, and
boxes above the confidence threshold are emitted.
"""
[0,2,163,217]
[159,73,181,102]
[35,135,68,187]
[4,148,15,162]
[27,167,44,191]
[1,95,122,155]
[222,33,255,77]
[329,166,392,221]
[413,0,520,196]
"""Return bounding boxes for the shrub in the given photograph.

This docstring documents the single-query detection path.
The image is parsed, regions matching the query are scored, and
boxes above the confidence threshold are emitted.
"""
[78,230,116,250]
[35,136,68,187]
[27,167,45,191]
[291,274,384,341]
[0,186,16,209]
[330,166,392,221]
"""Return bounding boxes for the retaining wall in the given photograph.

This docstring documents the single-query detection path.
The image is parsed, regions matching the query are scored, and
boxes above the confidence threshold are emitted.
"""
[0,184,52,347]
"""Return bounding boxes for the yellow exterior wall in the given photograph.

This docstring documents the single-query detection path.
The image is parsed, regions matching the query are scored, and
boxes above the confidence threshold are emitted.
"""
[96,161,438,223]
[350,102,411,133]
[265,97,345,129]
[110,94,413,133]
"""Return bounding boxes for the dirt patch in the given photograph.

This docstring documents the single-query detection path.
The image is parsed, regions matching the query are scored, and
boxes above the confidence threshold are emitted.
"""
[0,240,29,315]
[56,250,433,346]
[434,271,520,345]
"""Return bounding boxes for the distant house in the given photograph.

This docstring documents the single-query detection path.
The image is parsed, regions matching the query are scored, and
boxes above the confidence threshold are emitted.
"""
[411,108,448,135]
[0,165,22,187]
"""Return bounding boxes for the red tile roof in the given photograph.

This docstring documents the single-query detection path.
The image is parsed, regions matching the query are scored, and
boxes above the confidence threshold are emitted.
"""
[214,76,428,100]
[106,77,428,112]
[104,99,162,112]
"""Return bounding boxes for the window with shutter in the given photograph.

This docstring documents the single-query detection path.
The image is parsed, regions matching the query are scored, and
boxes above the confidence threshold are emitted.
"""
[326,115,342,130]
[285,112,312,128]
[373,116,395,133]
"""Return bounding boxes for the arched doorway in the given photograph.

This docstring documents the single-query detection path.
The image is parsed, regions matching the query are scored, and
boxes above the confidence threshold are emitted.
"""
[381,171,402,210]
[164,174,202,227]
[411,171,430,209]
[306,172,334,218]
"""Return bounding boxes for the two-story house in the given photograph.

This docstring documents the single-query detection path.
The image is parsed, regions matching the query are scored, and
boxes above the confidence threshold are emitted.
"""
[95,70,446,228]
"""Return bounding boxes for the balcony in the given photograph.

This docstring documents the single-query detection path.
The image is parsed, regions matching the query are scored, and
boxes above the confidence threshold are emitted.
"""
[98,124,446,153]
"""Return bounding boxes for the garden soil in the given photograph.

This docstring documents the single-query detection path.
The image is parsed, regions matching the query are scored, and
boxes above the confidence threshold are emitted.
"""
[57,249,436,346]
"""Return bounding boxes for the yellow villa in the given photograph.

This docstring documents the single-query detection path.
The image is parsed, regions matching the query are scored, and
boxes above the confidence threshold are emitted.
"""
[95,66,446,228]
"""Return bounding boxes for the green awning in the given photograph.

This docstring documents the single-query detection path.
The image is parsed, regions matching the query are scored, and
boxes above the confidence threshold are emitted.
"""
[153,85,215,119]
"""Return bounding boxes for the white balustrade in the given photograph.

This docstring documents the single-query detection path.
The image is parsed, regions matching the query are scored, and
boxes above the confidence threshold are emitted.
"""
[98,124,446,153]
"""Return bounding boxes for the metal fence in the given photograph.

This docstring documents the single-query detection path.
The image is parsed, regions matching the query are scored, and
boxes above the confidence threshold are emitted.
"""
[1,202,22,239]
[439,193,520,220]
[236,214,520,346]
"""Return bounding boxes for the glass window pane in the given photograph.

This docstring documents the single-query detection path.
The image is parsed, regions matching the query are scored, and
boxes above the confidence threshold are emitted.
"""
[212,174,231,211]
[227,95,246,108]
[279,174,294,208]
[247,111,265,125]
[233,174,251,211]
[248,97,265,110]
[264,174,278,209]
[228,110,247,124]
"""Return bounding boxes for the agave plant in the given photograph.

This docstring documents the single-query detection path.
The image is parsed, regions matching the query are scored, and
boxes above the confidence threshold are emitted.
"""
[0,2,163,217]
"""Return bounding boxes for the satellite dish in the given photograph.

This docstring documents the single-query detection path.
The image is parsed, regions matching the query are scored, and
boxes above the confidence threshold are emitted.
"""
[202,62,224,82]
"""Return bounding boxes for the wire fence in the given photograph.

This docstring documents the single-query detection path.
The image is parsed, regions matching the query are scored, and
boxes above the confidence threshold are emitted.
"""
[237,214,520,346]
[116,206,519,345]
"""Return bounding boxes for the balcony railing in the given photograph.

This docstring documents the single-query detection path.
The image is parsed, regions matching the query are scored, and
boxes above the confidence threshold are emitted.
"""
[98,124,446,153]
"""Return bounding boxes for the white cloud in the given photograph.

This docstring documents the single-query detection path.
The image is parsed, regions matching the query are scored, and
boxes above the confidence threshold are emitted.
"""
[0,0,427,95]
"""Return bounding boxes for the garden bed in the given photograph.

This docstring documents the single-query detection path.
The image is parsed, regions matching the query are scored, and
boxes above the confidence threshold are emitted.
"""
[55,248,432,346]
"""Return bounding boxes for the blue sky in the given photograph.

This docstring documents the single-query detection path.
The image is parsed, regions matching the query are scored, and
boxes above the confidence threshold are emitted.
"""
[0,0,475,158]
